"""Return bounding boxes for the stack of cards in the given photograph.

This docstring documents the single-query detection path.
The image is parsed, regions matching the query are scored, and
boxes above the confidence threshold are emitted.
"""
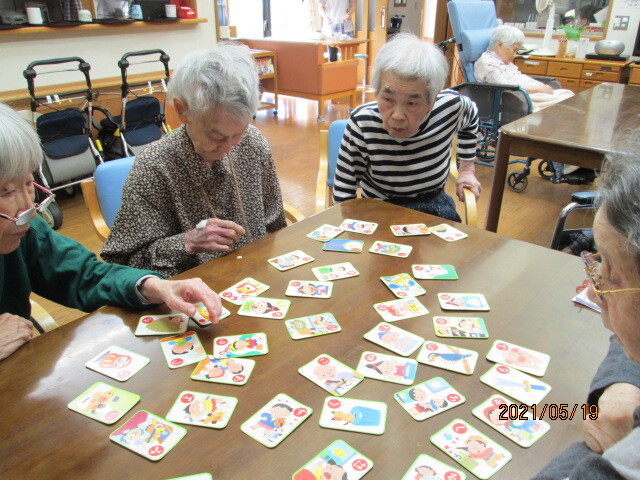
[299,354,364,396]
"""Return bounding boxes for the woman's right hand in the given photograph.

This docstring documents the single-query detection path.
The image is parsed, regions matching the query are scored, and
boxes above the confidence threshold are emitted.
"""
[0,313,33,360]
[185,218,246,254]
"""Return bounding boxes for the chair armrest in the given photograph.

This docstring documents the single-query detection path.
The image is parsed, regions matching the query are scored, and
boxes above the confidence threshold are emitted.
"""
[452,81,523,92]
[449,138,478,228]
[29,299,59,334]
[80,178,111,242]
[283,203,305,224]
[316,129,330,213]
[531,76,561,89]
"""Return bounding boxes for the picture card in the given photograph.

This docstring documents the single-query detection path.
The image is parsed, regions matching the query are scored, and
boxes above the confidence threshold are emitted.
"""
[160,331,206,369]
[312,262,360,281]
[237,297,291,319]
[390,223,431,237]
[429,224,469,242]
[191,356,255,385]
[323,238,364,253]
[394,377,465,421]
[373,297,429,322]
[219,277,270,305]
[68,382,140,424]
[433,316,489,339]
[306,224,344,242]
[299,354,364,396]
[268,250,314,271]
[400,454,467,480]
[356,351,418,385]
[380,273,426,298]
[240,393,312,448]
[190,302,230,327]
[213,333,268,358]
[486,340,550,377]
[166,474,212,480]
[369,241,412,257]
[480,364,551,405]
[412,264,459,280]
[363,322,424,356]
[416,341,478,375]
[318,396,387,435]
[438,293,490,311]
[86,346,150,382]
[134,313,189,336]
[285,280,333,299]
[340,219,378,234]
[166,391,238,429]
[285,313,341,340]
[292,439,374,480]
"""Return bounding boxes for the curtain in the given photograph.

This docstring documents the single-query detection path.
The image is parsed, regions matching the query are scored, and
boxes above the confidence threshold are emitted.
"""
[217,0,228,26]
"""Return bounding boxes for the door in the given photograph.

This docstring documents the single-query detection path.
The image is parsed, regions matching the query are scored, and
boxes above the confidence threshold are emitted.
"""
[367,0,388,83]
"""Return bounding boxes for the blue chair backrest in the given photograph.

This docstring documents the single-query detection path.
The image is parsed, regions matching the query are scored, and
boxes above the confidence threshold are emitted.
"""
[327,119,348,189]
[94,156,135,228]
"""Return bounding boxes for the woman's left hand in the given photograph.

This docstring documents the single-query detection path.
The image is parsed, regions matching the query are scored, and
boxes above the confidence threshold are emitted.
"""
[0,313,34,361]
[456,171,482,201]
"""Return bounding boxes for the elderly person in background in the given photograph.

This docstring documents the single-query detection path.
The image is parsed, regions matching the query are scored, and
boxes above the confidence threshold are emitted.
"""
[0,103,222,361]
[533,137,640,479]
[102,43,286,277]
[333,33,481,222]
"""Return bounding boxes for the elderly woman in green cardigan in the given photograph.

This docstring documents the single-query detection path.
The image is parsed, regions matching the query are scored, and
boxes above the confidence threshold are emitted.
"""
[0,103,222,360]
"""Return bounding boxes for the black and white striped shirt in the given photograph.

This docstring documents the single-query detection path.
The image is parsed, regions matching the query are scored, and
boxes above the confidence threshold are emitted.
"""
[333,90,478,203]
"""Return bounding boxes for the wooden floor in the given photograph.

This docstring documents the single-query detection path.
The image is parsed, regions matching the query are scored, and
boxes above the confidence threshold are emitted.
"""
[35,92,596,327]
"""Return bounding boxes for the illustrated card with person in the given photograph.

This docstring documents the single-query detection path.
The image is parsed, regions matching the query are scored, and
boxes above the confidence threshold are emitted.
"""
[429,224,469,242]
[86,345,150,382]
[237,297,291,319]
[159,331,206,369]
[380,273,426,298]
[356,351,418,385]
[190,302,230,327]
[363,322,424,356]
[219,277,270,305]
[438,293,490,311]
[213,333,268,358]
[68,382,140,424]
[312,262,360,281]
[486,340,550,376]
[166,391,238,429]
[268,250,314,271]
[369,241,412,257]
[340,219,378,234]
[400,454,467,480]
[433,316,489,339]
[323,238,365,253]
[190,356,255,385]
[373,297,429,322]
[417,340,478,375]
[306,224,344,242]
[299,354,364,396]
[292,439,374,480]
[394,377,466,421]
[285,280,333,298]
[412,264,459,280]
[390,223,431,236]
[285,313,341,340]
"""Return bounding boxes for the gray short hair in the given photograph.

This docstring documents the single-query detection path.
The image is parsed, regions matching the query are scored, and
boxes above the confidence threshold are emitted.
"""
[0,103,42,183]
[372,33,448,106]
[168,42,260,123]
[489,25,525,50]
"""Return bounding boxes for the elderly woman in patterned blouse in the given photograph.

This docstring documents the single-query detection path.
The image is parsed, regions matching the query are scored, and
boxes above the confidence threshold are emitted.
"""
[102,43,286,277]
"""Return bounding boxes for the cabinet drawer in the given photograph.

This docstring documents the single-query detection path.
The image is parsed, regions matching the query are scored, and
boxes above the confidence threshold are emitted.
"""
[581,70,619,82]
[556,77,580,93]
[515,58,548,75]
[579,79,603,91]
[547,61,582,79]
[583,63,622,74]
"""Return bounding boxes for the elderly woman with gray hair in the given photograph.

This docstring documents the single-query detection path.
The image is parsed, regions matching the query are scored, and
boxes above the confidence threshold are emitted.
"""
[102,43,286,277]
[333,33,481,222]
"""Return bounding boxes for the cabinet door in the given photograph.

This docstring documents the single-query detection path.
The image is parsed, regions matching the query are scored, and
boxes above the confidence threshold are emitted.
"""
[630,67,640,86]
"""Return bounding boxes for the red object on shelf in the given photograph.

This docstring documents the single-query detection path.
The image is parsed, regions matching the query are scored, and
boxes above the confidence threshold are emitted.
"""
[177,6,196,18]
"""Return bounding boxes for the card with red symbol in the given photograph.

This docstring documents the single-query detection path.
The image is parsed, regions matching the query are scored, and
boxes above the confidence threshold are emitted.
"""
[68,381,140,424]
[306,224,345,242]
[340,219,378,234]
[109,410,186,461]
[400,454,467,480]
[134,313,189,336]
[212,333,268,359]
[416,340,478,375]
[292,439,374,480]
[237,296,291,319]
[363,322,424,356]
[486,340,550,376]
[430,419,512,479]
[268,250,314,271]
[86,345,150,382]
[191,356,255,385]
[412,264,459,280]
[373,297,429,322]
[394,377,466,421]
[190,302,230,327]
[285,280,333,298]
[160,331,206,369]
[429,224,469,242]
[356,351,418,385]
[369,241,412,257]
[312,262,360,281]
[323,238,364,253]
[480,364,551,405]
[298,354,364,397]
[390,223,431,237]
[380,273,426,298]
[438,293,490,311]
[240,393,313,448]
[433,316,489,339]
[285,313,341,340]
[318,397,387,435]
[166,391,238,429]
[219,277,270,305]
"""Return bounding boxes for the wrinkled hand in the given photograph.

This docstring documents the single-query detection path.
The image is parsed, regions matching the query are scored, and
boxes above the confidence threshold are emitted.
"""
[0,313,33,361]
[185,218,245,254]
[139,277,222,324]
[583,383,640,453]
[456,171,482,202]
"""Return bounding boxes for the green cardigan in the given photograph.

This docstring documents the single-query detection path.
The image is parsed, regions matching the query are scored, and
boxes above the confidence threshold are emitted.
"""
[0,215,160,319]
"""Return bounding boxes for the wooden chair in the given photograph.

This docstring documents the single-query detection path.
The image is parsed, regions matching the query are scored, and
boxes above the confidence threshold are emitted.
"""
[316,120,478,227]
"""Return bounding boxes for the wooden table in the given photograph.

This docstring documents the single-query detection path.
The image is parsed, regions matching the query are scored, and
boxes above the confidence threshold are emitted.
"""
[0,199,610,479]
[485,82,640,233]
[319,38,368,61]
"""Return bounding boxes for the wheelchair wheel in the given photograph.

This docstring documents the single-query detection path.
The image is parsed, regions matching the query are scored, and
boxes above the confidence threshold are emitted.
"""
[477,148,496,162]
[39,201,63,230]
[538,160,554,180]
[507,171,528,192]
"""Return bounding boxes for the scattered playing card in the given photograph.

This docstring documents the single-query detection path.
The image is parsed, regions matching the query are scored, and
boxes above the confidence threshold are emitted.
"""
[486,340,550,377]
[285,280,333,298]
[285,313,341,340]
[159,331,206,369]
[268,250,314,271]
[363,322,424,356]
[292,440,374,480]
[110,410,186,461]
[213,333,268,358]
[369,240,412,257]
[237,296,291,319]
[190,302,230,327]
[306,224,344,242]
[438,293,490,311]
[373,297,429,322]
[240,393,312,448]
[166,391,238,429]
[412,264,459,280]
[68,382,140,424]
[312,262,360,281]
[390,223,431,237]
[219,277,270,305]
[86,346,149,382]
[380,273,426,298]
[472,395,550,448]
[357,351,418,385]
[400,454,467,480]
[429,224,469,242]
[340,219,378,234]
[480,364,551,405]
[191,356,255,385]
[319,396,387,435]
[166,474,212,480]
[394,377,465,421]
[431,419,512,479]
[299,354,364,396]
[323,238,365,253]
[134,313,189,336]
[416,341,478,375]
[433,316,489,338]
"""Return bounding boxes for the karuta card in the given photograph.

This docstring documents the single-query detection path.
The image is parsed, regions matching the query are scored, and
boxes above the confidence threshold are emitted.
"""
[166,391,238,429]
[318,397,387,435]
[380,273,426,298]
[394,377,465,421]
[110,410,186,461]
[237,296,291,319]
[240,393,312,448]
[429,223,469,242]
[472,395,550,448]
[480,364,551,405]
[486,340,550,377]
[268,250,314,271]
[159,331,206,369]
[86,346,150,382]
[285,313,341,340]
[369,241,412,258]
[213,333,268,358]
[219,277,270,305]
[298,354,364,396]
[373,297,429,322]
[134,313,189,336]
[433,316,489,339]
[340,219,378,234]
[68,382,139,424]
[390,223,431,237]
[167,475,212,480]
[431,419,512,479]
[190,302,230,327]
[306,224,344,242]
[438,293,490,311]
[363,322,424,356]
[191,356,255,385]
[356,351,418,385]
[292,439,373,480]
[401,454,467,480]
[416,341,478,375]
[323,238,364,253]
[312,262,360,281]
[412,264,459,280]
[285,280,333,299]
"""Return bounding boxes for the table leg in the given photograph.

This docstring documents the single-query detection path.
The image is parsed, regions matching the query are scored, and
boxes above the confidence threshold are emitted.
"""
[485,132,511,232]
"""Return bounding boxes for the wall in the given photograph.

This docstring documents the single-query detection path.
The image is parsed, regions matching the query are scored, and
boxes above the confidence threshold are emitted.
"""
[388,0,422,35]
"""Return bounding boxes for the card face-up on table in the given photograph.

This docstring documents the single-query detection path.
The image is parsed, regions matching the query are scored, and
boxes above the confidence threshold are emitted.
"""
[166,474,212,480]
[285,280,333,299]
[400,454,467,480]
[318,396,387,435]
[134,313,189,336]
[68,382,140,424]
[429,223,468,242]
[412,264,459,280]
[191,356,255,385]
[86,345,149,382]
[268,250,314,271]
[166,391,238,429]
[323,238,364,253]
[306,224,344,242]
[292,439,374,480]
[237,297,291,319]
[299,354,364,396]
[486,340,550,377]
[369,241,412,257]
[390,223,430,237]
[312,262,360,281]
[219,277,270,305]
[433,316,489,339]
[213,333,268,358]
[160,331,206,369]
[285,313,341,340]
[480,364,551,405]
[356,351,417,385]
[190,302,230,327]
[363,322,424,356]
[394,377,465,421]
[340,219,378,234]
[380,273,426,298]
[438,293,490,311]
[416,340,478,375]
[373,297,429,322]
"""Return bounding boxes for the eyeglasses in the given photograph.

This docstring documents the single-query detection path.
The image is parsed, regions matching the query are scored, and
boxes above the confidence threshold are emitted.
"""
[581,251,640,302]
[0,182,55,226]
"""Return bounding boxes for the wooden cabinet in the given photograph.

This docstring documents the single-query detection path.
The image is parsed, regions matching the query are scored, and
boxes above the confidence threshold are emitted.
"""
[250,50,279,115]
[628,64,640,86]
